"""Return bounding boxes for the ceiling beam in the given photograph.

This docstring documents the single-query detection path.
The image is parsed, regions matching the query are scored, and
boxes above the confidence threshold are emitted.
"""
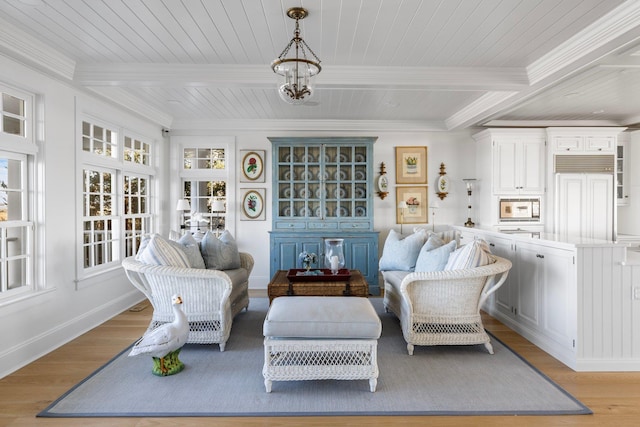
[74,63,529,91]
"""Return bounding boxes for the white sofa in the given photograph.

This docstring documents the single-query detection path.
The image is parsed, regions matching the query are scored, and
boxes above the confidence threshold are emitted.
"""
[379,229,512,355]
[382,256,511,355]
[122,251,254,351]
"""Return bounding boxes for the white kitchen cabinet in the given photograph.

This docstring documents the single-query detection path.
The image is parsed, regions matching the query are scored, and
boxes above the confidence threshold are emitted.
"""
[550,133,616,154]
[473,129,546,228]
[540,245,576,350]
[555,173,614,241]
[454,226,638,371]
[514,241,541,330]
[617,140,629,205]
[492,137,545,195]
[483,234,516,317]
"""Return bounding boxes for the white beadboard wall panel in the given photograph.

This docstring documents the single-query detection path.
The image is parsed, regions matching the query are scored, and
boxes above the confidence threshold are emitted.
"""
[577,245,640,370]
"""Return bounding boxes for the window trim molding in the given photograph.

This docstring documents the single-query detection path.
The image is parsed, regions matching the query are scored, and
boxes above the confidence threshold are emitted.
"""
[75,111,158,283]
[0,82,40,303]
[171,136,236,236]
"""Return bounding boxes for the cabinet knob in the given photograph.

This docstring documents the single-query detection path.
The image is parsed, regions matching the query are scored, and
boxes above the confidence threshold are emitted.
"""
[536,254,544,258]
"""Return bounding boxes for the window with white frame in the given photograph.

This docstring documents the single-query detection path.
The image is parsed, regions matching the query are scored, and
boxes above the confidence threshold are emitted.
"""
[82,167,118,268]
[123,173,150,257]
[0,84,36,301]
[180,146,227,234]
[79,117,154,277]
[2,92,26,137]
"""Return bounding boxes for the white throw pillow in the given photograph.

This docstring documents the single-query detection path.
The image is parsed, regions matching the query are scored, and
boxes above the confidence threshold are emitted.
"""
[174,233,206,269]
[427,230,461,247]
[444,239,495,270]
[379,229,427,271]
[415,240,457,272]
[200,230,241,270]
[137,234,191,268]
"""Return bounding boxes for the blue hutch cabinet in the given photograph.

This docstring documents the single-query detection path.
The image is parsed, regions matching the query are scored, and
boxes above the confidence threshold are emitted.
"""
[268,137,380,294]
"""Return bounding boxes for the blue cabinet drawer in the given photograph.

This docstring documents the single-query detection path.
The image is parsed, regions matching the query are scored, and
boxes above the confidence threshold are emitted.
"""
[308,222,338,230]
[339,221,371,230]
[274,221,307,230]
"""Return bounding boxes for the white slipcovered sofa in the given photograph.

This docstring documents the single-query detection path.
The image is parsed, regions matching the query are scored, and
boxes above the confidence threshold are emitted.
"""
[122,231,254,351]
[379,229,512,355]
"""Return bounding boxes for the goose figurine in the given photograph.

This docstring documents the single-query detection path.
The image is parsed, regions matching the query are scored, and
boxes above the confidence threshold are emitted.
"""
[129,294,190,376]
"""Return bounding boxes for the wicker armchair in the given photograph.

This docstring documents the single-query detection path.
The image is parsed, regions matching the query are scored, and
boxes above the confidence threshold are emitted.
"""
[382,255,512,355]
[122,252,254,351]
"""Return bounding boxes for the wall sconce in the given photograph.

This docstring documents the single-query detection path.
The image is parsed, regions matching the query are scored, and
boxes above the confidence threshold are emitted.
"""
[211,198,226,236]
[397,200,408,234]
[429,200,440,231]
[462,179,477,228]
[176,199,191,230]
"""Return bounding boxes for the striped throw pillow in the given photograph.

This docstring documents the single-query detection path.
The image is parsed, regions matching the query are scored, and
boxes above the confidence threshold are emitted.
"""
[444,239,495,270]
[137,234,191,267]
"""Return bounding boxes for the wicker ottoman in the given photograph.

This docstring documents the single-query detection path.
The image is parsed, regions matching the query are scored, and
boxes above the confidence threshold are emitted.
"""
[262,296,382,393]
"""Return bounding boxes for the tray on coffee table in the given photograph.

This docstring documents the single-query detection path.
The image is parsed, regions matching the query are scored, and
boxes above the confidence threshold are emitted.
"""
[286,268,351,282]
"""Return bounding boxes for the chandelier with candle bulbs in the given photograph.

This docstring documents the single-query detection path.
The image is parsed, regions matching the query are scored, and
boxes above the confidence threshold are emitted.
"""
[271,7,321,105]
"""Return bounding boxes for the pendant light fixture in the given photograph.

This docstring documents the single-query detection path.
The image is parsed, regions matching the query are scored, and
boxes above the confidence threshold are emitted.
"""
[271,7,321,105]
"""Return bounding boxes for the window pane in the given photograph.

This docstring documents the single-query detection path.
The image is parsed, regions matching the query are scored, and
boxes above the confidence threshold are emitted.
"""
[2,94,24,116]
[0,157,24,221]
[7,258,26,290]
[3,116,23,136]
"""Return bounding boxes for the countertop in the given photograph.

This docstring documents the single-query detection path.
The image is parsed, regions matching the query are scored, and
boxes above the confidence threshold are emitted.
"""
[452,225,625,250]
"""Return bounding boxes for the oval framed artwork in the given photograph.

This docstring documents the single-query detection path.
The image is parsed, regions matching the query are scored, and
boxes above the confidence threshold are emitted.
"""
[241,188,266,221]
[240,150,265,182]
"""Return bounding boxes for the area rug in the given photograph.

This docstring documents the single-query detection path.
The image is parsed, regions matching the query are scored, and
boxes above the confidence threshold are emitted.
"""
[38,298,591,418]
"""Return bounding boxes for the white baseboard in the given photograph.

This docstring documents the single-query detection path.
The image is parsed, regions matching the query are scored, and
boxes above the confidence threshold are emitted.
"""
[0,289,144,379]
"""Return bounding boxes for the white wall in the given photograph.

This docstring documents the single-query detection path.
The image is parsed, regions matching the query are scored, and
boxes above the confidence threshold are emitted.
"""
[0,52,476,378]
[168,129,477,290]
[0,54,162,379]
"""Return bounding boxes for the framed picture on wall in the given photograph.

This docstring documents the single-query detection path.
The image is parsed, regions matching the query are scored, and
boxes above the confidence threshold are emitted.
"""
[240,188,266,221]
[240,150,265,182]
[395,146,428,184]
[396,186,428,224]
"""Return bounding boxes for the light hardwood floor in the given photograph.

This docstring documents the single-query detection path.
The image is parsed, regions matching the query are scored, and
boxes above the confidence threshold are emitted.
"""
[1,293,640,427]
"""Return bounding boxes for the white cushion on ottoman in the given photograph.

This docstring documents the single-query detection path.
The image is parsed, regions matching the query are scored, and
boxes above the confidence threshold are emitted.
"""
[263,296,381,339]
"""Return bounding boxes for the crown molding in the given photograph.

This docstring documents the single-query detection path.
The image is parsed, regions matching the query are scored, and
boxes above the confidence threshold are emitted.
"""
[87,87,173,128]
[445,92,519,130]
[169,119,448,133]
[527,1,640,85]
[483,119,624,128]
[0,15,75,80]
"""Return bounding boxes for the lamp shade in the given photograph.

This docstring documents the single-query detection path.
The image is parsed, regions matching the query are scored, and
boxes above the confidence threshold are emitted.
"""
[429,200,441,209]
[397,201,408,209]
[211,199,226,212]
[176,199,191,211]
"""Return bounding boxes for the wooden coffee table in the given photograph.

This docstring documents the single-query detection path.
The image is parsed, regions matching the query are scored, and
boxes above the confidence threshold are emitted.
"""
[268,269,369,303]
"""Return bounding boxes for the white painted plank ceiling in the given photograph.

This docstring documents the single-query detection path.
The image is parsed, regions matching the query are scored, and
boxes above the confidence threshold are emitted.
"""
[0,0,639,130]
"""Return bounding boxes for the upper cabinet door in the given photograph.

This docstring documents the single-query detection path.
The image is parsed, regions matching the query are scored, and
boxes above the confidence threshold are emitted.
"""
[493,138,545,195]
[520,139,546,194]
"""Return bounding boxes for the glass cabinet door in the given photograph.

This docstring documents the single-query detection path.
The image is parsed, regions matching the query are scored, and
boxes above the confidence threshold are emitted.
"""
[273,139,372,228]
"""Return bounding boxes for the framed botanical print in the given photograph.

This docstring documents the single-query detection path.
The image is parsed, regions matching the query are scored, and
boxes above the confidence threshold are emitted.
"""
[240,188,266,221]
[396,186,428,224]
[240,150,265,182]
[395,146,428,184]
